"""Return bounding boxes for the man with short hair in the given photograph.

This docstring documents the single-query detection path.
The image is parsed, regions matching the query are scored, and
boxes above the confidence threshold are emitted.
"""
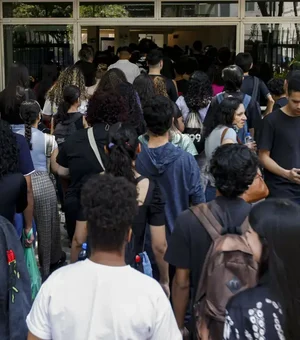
[136,96,205,239]
[165,144,258,336]
[267,77,288,111]
[259,73,300,203]
[147,49,178,102]
[75,46,96,87]
[27,174,181,340]
[108,46,140,83]
[235,52,274,115]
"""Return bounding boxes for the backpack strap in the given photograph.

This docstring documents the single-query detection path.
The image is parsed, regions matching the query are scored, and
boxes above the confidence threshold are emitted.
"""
[216,92,225,105]
[251,76,260,103]
[220,127,229,144]
[190,203,223,241]
[87,127,106,171]
[24,89,29,101]
[243,94,252,111]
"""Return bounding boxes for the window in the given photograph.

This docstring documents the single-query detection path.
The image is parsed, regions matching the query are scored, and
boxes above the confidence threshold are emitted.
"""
[246,1,300,17]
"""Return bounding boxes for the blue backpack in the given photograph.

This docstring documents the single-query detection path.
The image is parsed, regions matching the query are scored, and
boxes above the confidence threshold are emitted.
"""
[217,92,251,143]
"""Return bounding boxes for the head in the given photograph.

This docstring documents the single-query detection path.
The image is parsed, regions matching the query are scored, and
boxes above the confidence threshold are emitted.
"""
[0,120,19,179]
[209,144,258,198]
[86,91,128,126]
[105,123,140,184]
[118,46,131,60]
[138,38,157,55]
[55,85,81,125]
[78,46,94,63]
[133,73,156,109]
[267,78,286,101]
[147,49,164,70]
[249,199,300,339]
[153,76,168,97]
[287,72,300,116]
[172,102,185,133]
[97,68,127,92]
[235,53,253,73]
[81,174,138,254]
[19,100,41,150]
[185,71,213,111]
[185,57,199,76]
[174,56,188,76]
[193,40,203,53]
[222,65,244,92]
[143,96,173,136]
[218,47,231,65]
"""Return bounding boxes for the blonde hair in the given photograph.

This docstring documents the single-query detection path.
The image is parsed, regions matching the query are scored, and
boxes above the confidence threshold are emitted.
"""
[153,76,168,97]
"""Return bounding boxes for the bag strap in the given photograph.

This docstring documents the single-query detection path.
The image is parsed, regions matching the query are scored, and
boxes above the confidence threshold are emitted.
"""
[251,76,260,103]
[220,127,229,144]
[87,127,106,171]
[243,94,252,110]
[45,133,55,173]
[216,92,225,104]
[190,203,223,241]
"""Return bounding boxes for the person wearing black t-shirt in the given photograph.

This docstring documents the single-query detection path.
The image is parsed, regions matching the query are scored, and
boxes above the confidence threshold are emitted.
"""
[165,144,258,335]
[147,49,178,102]
[259,73,300,203]
[267,77,288,112]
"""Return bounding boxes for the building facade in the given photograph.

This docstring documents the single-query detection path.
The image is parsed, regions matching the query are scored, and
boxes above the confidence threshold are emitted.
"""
[0,0,299,89]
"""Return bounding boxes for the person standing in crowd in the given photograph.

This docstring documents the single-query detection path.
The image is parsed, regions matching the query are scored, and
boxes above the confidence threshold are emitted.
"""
[34,64,58,108]
[56,91,129,241]
[165,144,257,336]
[136,38,156,73]
[0,120,28,225]
[108,46,140,84]
[204,65,261,142]
[136,95,205,239]
[133,73,156,109]
[267,77,288,112]
[71,123,169,296]
[42,66,88,120]
[19,100,64,281]
[27,174,182,340]
[224,199,300,340]
[174,56,189,96]
[147,49,178,102]
[235,52,274,115]
[96,68,127,92]
[0,63,35,132]
[204,97,247,201]
[259,73,300,203]
[75,46,96,87]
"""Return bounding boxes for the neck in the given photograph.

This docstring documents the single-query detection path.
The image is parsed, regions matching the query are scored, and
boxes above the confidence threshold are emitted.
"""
[148,132,169,148]
[282,104,300,117]
[244,72,249,76]
[32,120,39,128]
[68,104,79,113]
[149,67,161,75]
[89,249,126,267]
[119,57,129,61]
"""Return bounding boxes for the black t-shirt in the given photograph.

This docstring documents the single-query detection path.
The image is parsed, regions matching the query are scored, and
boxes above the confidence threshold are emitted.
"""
[149,74,178,102]
[273,97,288,111]
[258,109,300,199]
[75,60,96,87]
[164,197,252,298]
[176,79,189,96]
[0,173,27,223]
[241,76,270,103]
[0,88,36,124]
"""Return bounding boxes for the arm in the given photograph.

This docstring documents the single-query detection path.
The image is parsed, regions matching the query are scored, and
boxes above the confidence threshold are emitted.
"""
[264,94,275,116]
[28,332,44,340]
[57,165,70,178]
[50,148,59,174]
[16,176,28,214]
[150,225,169,296]
[260,81,274,116]
[172,268,190,329]
[23,175,34,235]
[189,156,205,205]
[71,221,88,263]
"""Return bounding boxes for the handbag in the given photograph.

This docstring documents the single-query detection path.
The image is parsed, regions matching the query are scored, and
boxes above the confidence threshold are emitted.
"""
[242,169,269,203]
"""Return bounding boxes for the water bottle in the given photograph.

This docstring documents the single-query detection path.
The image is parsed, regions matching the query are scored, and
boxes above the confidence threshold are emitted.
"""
[78,243,88,261]
[245,132,254,146]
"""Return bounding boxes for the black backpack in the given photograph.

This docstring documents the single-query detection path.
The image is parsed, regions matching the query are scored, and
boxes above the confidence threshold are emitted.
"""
[53,112,82,146]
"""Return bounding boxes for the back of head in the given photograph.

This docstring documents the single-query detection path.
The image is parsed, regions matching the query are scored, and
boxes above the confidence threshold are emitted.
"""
[153,76,168,97]
[235,52,253,73]
[249,198,300,339]
[222,65,244,92]
[267,78,285,97]
[218,47,231,65]
[118,46,131,59]
[186,57,199,76]
[106,123,139,184]
[132,73,156,108]
[78,46,94,62]
[209,144,258,198]
[138,38,156,55]
[143,95,173,135]
[193,40,203,52]
[147,49,164,67]
[81,174,138,252]
[287,71,300,95]
[174,56,188,75]
[97,68,127,92]
[55,85,81,124]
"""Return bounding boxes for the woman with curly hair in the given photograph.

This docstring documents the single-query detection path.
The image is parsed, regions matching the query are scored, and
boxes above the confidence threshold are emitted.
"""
[42,65,88,120]
[133,73,156,109]
[18,100,65,280]
[56,91,129,240]
[0,120,28,224]
[95,68,127,93]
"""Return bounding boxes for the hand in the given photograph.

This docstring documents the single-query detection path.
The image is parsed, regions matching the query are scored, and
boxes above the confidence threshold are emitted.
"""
[24,228,34,248]
[160,282,170,298]
[180,327,190,339]
[286,168,300,184]
[246,141,257,151]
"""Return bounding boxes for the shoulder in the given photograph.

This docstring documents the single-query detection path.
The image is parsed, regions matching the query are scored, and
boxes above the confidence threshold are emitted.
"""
[263,109,281,124]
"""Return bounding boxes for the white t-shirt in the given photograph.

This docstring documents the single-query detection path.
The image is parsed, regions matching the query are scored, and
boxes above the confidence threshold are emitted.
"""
[108,60,141,84]
[27,260,181,340]
[176,96,210,122]
[42,98,88,116]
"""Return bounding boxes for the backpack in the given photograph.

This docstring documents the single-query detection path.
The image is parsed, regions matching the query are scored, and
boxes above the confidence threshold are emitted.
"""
[190,202,259,340]
[184,110,204,154]
[53,112,82,146]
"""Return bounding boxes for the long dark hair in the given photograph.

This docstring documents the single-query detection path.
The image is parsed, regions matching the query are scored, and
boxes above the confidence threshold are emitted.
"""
[19,100,41,150]
[204,96,242,138]
[55,85,80,125]
[35,64,58,107]
[106,123,139,185]
[0,120,19,178]
[96,68,127,92]
[133,74,156,109]
[249,199,300,340]
[5,63,30,112]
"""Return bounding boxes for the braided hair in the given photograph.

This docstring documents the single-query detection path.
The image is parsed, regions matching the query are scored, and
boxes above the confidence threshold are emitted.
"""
[19,100,41,150]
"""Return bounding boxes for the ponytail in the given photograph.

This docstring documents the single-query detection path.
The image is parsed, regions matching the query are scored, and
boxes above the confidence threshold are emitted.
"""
[55,101,72,125]
[24,122,32,150]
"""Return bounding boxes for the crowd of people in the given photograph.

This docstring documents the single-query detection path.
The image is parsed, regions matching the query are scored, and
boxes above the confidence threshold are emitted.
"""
[1,38,300,340]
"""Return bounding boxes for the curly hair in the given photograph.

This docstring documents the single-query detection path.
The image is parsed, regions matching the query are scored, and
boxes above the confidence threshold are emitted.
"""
[46,65,86,107]
[86,91,129,126]
[0,120,19,178]
[209,144,258,198]
[153,76,168,97]
[133,74,156,109]
[267,78,285,97]
[81,174,138,251]
[19,100,41,150]
[96,68,127,93]
[185,71,213,112]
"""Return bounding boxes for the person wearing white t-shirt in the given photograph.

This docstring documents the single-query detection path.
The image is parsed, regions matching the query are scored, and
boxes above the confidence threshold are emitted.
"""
[27,174,181,340]
[108,46,140,84]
